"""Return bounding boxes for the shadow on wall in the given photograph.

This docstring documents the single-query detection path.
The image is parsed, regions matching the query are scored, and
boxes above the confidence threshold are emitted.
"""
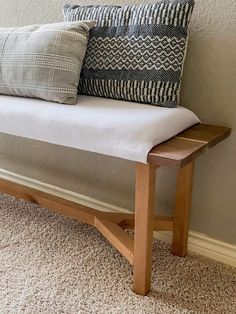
[0,133,177,214]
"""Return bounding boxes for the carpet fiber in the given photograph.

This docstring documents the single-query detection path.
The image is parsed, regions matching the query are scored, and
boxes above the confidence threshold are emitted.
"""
[0,193,236,313]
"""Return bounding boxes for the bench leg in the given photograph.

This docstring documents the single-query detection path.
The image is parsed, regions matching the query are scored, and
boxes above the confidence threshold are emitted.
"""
[172,161,195,257]
[133,162,156,295]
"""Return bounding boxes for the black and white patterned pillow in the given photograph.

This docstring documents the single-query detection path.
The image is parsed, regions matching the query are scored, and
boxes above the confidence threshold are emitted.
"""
[64,1,194,108]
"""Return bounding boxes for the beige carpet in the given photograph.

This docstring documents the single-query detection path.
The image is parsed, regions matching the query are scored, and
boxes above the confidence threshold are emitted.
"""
[0,193,236,314]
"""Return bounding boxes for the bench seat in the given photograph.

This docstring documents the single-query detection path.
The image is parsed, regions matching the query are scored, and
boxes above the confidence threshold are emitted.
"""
[0,94,230,296]
[0,95,200,163]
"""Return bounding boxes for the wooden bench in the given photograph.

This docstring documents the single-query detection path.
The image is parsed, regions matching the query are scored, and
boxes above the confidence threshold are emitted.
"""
[0,123,231,295]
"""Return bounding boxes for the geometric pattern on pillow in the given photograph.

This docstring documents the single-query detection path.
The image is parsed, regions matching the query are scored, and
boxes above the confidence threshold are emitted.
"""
[64,1,195,107]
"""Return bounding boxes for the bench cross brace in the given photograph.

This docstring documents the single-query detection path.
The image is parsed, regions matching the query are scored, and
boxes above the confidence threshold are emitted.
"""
[0,162,191,296]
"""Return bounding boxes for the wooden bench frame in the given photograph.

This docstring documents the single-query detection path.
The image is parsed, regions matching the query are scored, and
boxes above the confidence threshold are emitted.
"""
[0,124,231,295]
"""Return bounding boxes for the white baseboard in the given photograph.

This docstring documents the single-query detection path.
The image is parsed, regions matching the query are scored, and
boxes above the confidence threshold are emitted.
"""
[0,168,129,214]
[155,231,236,268]
[0,168,235,268]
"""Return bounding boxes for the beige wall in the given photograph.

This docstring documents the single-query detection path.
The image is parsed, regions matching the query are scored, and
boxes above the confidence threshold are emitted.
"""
[0,0,235,245]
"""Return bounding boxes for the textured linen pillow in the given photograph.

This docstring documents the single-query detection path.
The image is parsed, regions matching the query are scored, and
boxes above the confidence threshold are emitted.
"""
[0,21,95,105]
[64,1,194,107]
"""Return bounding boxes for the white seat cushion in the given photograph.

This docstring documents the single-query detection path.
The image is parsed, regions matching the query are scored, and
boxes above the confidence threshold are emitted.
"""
[0,95,200,163]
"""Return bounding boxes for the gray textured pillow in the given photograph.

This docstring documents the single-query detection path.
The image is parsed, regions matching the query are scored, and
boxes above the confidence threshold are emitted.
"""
[0,21,95,104]
[64,1,194,108]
